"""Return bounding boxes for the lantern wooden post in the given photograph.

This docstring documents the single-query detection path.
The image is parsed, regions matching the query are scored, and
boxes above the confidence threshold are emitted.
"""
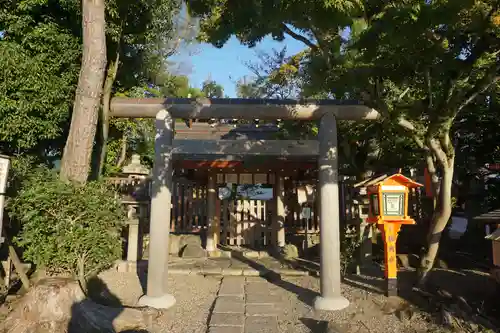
[379,223,402,296]
[365,173,423,297]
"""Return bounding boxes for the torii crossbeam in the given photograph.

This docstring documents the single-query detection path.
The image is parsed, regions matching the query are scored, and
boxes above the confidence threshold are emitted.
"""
[110,97,380,120]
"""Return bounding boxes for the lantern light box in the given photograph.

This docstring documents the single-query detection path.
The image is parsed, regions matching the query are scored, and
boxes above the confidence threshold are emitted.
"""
[366,174,422,224]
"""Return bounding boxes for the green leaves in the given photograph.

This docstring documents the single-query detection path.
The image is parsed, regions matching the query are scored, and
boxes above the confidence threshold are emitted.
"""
[0,0,81,157]
[8,168,125,278]
[202,80,224,98]
[0,28,80,154]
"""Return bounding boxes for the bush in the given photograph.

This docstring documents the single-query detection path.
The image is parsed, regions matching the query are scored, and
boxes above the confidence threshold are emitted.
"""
[8,168,125,283]
[340,226,361,275]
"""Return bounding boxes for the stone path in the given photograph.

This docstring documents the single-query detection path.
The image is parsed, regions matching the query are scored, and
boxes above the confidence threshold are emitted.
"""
[207,277,282,333]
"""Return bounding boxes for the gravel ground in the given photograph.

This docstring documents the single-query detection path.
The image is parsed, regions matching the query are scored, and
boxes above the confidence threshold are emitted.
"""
[274,275,440,333]
[98,270,222,333]
[0,270,486,333]
[98,270,447,333]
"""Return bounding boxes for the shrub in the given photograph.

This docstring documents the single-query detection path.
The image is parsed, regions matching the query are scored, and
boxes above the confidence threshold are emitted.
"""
[8,168,125,283]
[340,226,361,275]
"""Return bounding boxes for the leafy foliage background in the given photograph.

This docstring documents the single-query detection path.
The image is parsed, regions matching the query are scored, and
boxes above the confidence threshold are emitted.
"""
[8,168,125,280]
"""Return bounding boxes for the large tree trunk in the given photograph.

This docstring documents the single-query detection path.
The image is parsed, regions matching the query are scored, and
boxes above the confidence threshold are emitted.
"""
[60,0,107,184]
[418,155,454,284]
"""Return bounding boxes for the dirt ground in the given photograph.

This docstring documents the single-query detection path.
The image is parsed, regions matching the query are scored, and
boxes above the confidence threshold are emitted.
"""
[1,264,498,333]
[92,268,490,333]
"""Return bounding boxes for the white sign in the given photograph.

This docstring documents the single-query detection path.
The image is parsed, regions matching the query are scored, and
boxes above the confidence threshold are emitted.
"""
[0,155,10,244]
[301,207,312,219]
[0,157,9,193]
[297,185,315,204]
[384,193,403,215]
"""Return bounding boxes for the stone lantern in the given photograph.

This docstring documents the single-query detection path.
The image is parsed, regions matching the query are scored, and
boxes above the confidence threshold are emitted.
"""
[123,154,149,177]
[121,154,150,266]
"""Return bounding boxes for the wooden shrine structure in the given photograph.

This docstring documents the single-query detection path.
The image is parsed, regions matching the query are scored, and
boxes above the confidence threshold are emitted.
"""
[110,97,380,312]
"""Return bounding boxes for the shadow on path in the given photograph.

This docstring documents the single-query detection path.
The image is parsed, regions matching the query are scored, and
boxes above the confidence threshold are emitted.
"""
[299,317,328,333]
[67,276,155,333]
[231,254,318,306]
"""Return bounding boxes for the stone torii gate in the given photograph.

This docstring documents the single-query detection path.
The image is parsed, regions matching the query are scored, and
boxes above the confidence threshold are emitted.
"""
[110,97,380,311]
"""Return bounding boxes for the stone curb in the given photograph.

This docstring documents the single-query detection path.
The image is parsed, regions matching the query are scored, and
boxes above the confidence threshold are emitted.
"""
[114,260,310,277]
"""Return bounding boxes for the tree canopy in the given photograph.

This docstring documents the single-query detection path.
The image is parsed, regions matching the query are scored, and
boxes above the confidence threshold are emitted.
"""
[188,0,500,281]
[0,1,81,158]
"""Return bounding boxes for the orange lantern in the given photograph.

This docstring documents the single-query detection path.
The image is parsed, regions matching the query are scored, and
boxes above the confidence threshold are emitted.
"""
[365,173,423,296]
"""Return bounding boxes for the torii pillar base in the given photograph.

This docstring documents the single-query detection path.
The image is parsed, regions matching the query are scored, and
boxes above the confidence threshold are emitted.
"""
[138,294,176,309]
[313,295,350,311]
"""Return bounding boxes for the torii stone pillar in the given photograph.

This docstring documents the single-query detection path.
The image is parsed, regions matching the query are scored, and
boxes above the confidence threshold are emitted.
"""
[272,174,286,248]
[138,110,176,309]
[313,113,350,311]
[206,173,218,252]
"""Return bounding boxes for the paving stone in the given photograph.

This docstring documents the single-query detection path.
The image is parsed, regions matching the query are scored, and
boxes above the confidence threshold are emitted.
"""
[245,283,278,295]
[190,267,202,275]
[223,276,245,283]
[219,277,245,296]
[209,326,244,333]
[209,313,245,327]
[213,296,245,314]
[202,266,223,275]
[245,277,268,283]
[276,268,309,276]
[221,267,243,276]
[246,303,280,316]
[243,268,262,276]
[245,293,282,304]
[244,316,278,333]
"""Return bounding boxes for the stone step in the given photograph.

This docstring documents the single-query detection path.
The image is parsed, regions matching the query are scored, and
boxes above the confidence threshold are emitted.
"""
[114,259,309,276]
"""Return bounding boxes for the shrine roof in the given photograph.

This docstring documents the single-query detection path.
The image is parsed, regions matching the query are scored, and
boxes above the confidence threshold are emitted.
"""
[174,122,283,140]
[354,173,423,189]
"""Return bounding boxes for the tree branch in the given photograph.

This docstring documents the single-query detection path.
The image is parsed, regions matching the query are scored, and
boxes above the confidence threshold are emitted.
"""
[439,132,454,157]
[116,134,128,169]
[425,153,440,199]
[425,68,432,109]
[427,137,450,168]
[361,89,426,150]
[457,63,500,113]
[282,24,318,51]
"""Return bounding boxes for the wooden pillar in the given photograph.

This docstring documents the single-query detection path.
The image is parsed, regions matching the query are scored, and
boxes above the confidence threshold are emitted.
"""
[138,110,176,309]
[215,197,221,246]
[272,174,286,248]
[313,112,350,311]
[206,173,218,252]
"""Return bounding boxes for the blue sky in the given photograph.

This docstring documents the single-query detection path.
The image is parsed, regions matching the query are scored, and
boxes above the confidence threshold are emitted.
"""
[170,36,306,97]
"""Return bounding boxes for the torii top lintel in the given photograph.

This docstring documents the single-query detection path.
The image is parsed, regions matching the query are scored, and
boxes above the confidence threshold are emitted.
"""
[110,97,381,121]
